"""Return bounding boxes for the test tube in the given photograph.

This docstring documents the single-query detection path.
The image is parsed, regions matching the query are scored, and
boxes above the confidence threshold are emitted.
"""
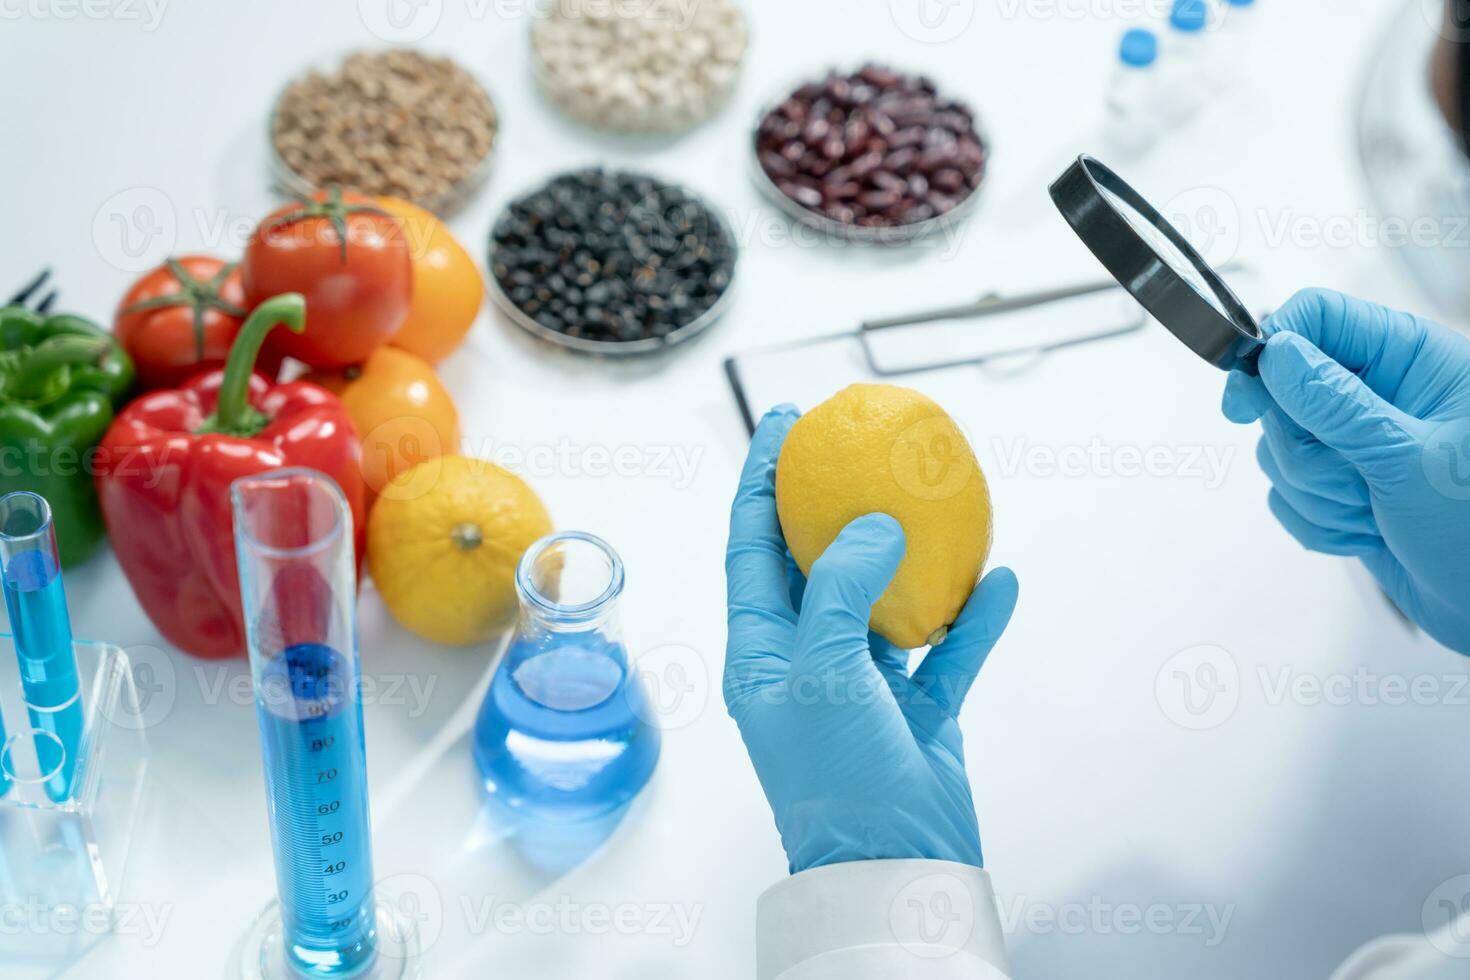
[0,492,81,803]
[232,469,378,978]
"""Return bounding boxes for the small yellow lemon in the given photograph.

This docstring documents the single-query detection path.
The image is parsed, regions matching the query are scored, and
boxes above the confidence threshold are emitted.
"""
[775,384,992,649]
[368,455,552,646]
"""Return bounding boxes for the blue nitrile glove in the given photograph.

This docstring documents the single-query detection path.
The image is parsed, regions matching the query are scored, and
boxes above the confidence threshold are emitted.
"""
[724,406,1020,873]
[1222,288,1470,655]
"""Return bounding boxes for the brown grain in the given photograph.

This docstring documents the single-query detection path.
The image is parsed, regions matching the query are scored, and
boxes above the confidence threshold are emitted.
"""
[272,50,497,209]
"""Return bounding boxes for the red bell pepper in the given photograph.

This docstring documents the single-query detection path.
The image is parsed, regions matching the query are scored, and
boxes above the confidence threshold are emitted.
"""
[96,293,365,659]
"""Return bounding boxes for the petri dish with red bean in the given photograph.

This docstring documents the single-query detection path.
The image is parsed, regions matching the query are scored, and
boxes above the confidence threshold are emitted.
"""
[752,63,989,243]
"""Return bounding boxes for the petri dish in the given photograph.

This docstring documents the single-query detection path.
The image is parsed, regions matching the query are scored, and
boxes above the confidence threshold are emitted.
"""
[748,63,990,245]
[529,0,749,134]
[486,169,740,358]
[267,48,500,217]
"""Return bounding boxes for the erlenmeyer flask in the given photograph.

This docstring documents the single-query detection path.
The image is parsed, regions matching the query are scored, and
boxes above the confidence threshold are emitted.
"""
[472,532,660,825]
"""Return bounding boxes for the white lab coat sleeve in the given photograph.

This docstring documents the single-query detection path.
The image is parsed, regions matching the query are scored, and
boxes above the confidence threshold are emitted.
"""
[1328,915,1470,980]
[756,859,1011,980]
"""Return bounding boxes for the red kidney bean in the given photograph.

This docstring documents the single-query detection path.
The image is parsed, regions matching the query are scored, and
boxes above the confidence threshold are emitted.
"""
[858,189,901,210]
[889,127,926,150]
[932,111,971,133]
[919,146,956,172]
[928,194,957,214]
[779,98,808,121]
[781,183,824,208]
[883,148,918,173]
[931,168,966,193]
[848,151,885,180]
[756,63,986,230]
[903,203,937,223]
[859,65,900,88]
[924,127,956,149]
[871,171,907,194]
[807,156,836,178]
[760,151,793,178]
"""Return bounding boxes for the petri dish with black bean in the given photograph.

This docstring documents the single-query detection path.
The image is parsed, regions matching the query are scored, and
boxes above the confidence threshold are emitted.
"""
[488,168,738,356]
[752,64,989,244]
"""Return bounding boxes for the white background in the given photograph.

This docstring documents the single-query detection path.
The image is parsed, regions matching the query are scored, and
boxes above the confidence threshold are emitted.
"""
[4,0,1470,977]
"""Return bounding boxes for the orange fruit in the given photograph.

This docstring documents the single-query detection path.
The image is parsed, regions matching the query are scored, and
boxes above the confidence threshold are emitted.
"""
[368,455,552,646]
[376,197,484,363]
[305,346,461,502]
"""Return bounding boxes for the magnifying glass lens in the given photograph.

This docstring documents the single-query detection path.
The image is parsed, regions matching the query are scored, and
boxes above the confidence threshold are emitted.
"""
[1050,156,1263,373]
[1097,185,1232,319]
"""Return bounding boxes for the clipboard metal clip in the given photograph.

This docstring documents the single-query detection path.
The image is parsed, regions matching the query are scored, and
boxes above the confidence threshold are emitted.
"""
[856,279,1145,378]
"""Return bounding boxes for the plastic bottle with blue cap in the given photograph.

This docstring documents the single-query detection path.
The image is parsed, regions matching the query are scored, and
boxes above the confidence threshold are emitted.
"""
[1158,0,1216,126]
[1219,0,1257,62]
[1104,28,1163,159]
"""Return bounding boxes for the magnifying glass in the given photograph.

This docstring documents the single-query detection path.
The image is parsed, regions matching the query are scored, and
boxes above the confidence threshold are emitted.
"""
[1049,155,1263,374]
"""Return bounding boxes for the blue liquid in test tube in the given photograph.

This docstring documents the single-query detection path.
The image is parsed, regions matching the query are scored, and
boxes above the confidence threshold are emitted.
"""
[0,699,11,797]
[0,492,81,803]
[233,470,378,978]
[256,643,375,975]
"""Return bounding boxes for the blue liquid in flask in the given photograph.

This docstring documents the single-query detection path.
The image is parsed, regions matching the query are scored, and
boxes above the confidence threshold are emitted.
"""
[3,548,81,803]
[474,635,660,821]
[256,642,377,977]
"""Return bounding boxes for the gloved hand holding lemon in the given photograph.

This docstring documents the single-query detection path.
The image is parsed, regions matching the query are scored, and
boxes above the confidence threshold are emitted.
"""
[774,383,996,649]
[725,386,1017,871]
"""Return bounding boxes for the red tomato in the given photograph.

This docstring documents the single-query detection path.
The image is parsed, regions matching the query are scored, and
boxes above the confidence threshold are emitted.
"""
[114,256,282,390]
[241,190,412,369]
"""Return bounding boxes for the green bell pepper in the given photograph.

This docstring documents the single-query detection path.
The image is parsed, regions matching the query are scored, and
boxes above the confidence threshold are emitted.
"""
[0,306,134,566]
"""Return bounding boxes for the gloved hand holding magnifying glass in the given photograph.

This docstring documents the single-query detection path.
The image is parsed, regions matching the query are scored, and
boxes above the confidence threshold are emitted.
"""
[1222,288,1470,656]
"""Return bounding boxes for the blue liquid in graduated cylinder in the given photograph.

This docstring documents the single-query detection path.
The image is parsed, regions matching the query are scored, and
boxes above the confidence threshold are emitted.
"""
[3,549,81,803]
[256,643,377,977]
[473,636,659,821]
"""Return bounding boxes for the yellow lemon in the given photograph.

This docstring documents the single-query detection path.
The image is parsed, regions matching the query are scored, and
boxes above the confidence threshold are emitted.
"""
[368,455,552,646]
[775,384,992,649]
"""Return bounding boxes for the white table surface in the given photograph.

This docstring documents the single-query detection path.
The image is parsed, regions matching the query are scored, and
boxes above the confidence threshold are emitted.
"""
[6,0,1470,977]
